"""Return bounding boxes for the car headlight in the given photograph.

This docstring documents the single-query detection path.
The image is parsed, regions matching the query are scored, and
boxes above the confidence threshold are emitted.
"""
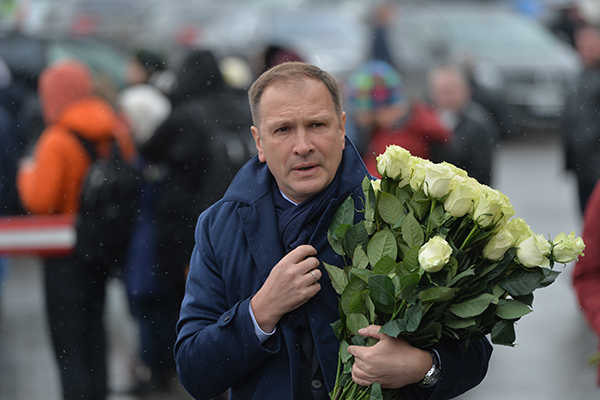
[473,62,503,90]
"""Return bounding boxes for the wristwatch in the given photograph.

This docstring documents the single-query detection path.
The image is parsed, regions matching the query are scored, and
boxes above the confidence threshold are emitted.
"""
[420,349,442,386]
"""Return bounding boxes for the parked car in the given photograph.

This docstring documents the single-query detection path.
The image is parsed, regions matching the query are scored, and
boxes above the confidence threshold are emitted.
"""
[388,1,582,137]
[0,32,128,91]
[198,0,371,80]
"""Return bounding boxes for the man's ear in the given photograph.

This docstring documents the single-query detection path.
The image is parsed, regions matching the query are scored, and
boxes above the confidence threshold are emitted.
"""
[251,126,266,162]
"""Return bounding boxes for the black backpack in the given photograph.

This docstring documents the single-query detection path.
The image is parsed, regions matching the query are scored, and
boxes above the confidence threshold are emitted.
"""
[71,131,141,269]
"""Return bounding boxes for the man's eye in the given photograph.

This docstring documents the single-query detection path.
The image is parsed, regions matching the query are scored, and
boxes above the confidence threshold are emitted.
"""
[275,127,289,133]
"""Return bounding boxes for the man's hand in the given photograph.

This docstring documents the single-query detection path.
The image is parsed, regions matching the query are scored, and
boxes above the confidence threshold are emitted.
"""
[347,325,432,389]
[250,245,322,333]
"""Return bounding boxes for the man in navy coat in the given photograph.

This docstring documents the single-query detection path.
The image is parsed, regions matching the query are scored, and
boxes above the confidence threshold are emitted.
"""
[174,62,492,400]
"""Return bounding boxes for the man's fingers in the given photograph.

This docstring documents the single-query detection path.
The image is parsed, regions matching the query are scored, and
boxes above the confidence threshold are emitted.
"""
[358,325,384,340]
[287,244,317,262]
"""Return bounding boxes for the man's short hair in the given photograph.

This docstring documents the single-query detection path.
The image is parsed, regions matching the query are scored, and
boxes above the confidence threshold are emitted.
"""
[248,62,343,126]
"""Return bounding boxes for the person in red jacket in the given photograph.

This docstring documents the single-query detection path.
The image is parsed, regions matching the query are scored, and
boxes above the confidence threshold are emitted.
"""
[345,59,451,177]
[573,179,600,385]
[17,59,135,400]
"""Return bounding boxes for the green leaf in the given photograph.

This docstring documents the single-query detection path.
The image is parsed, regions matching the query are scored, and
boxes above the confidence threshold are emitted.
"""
[351,268,373,284]
[347,313,370,336]
[324,262,349,295]
[492,284,506,298]
[448,267,475,287]
[370,383,383,400]
[450,293,498,318]
[373,255,397,276]
[495,299,532,320]
[394,272,421,300]
[352,246,369,269]
[445,313,477,329]
[369,275,396,308]
[327,229,344,256]
[343,222,370,258]
[329,195,354,239]
[428,203,448,230]
[362,176,377,222]
[406,301,425,332]
[419,286,459,303]
[401,211,425,249]
[539,269,561,288]
[491,319,516,346]
[348,290,368,314]
[380,318,408,338]
[366,294,377,324]
[339,340,352,363]
[367,228,398,268]
[513,292,534,307]
[409,189,430,219]
[378,191,405,225]
[341,275,368,315]
[334,224,351,242]
[400,245,421,274]
[500,268,546,297]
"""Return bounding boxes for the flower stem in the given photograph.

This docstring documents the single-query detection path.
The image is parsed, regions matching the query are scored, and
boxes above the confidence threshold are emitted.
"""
[460,224,479,251]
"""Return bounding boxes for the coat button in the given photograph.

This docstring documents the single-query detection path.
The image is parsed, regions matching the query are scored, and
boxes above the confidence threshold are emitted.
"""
[311,379,322,390]
[223,315,230,322]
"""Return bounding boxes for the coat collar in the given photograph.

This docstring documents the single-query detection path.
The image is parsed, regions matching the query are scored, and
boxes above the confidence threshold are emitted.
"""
[233,137,369,282]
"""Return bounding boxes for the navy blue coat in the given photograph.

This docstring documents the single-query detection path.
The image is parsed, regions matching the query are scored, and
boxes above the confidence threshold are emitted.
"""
[175,139,492,400]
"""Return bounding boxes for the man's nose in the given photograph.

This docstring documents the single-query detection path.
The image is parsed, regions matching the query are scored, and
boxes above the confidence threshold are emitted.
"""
[294,129,314,156]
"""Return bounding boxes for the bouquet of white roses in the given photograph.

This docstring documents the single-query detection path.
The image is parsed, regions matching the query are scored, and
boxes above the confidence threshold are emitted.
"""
[325,145,585,400]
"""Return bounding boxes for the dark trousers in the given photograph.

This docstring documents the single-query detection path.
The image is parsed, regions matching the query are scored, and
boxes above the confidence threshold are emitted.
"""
[44,255,109,400]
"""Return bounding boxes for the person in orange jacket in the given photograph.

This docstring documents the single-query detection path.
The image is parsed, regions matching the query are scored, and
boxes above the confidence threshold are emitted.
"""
[17,59,135,400]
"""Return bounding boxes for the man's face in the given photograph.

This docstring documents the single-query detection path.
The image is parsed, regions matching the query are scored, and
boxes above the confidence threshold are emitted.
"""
[430,70,469,113]
[576,26,600,68]
[251,78,346,204]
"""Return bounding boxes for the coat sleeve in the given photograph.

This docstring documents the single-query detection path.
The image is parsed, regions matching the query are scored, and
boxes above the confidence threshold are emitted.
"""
[405,337,493,400]
[174,214,281,400]
[573,181,600,337]
[17,132,71,214]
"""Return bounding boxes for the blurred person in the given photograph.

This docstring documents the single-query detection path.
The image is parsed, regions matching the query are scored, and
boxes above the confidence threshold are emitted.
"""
[572,178,600,385]
[427,64,498,186]
[346,59,451,177]
[139,49,254,393]
[116,83,177,393]
[175,61,492,400]
[16,59,136,400]
[562,22,600,215]
[259,44,304,76]
[125,48,166,87]
[369,1,399,69]
[0,80,16,316]
[548,2,586,47]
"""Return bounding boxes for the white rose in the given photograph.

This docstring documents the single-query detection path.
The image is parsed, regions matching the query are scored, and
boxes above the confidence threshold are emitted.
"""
[409,157,431,192]
[552,231,586,263]
[473,186,514,228]
[483,227,515,261]
[376,145,412,182]
[444,176,477,217]
[419,236,453,273]
[516,234,550,268]
[423,163,454,199]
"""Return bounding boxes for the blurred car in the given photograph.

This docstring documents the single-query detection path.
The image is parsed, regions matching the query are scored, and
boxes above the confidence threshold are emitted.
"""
[0,32,128,91]
[388,1,582,136]
[198,0,371,80]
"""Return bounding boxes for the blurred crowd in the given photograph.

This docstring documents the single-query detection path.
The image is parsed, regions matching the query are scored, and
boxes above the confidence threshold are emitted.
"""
[2,0,600,399]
